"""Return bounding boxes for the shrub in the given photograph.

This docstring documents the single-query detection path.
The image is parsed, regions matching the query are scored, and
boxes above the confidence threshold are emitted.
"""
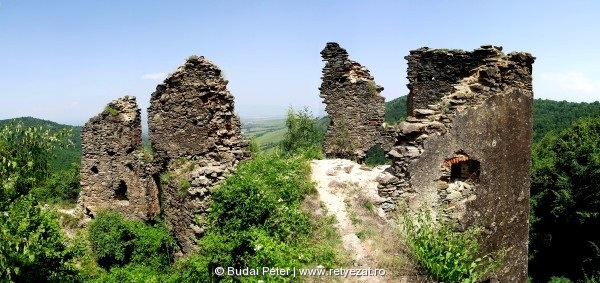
[176,153,341,282]
[88,210,176,269]
[0,195,79,282]
[104,106,119,116]
[549,277,573,283]
[178,179,191,196]
[279,107,323,157]
[401,208,503,283]
[89,264,173,283]
[249,136,260,154]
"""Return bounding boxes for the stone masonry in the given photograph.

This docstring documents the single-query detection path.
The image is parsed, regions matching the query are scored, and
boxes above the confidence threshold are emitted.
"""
[148,55,250,253]
[320,42,386,162]
[79,56,249,254]
[78,96,160,220]
[377,45,535,282]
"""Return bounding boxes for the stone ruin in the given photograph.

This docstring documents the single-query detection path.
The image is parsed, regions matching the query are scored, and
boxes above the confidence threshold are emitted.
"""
[78,56,250,253]
[319,42,386,162]
[317,42,534,281]
[148,55,250,252]
[79,43,534,280]
[78,96,160,220]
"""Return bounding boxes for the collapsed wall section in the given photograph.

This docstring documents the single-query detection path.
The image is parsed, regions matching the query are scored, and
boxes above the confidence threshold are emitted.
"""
[78,96,160,220]
[319,42,386,161]
[378,45,534,282]
[148,55,250,253]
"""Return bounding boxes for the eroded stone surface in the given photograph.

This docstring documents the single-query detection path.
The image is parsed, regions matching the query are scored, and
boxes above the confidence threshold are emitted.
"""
[148,55,250,253]
[79,56,249,254]
[319,42,386,162]
[78,96,160,220]
[377,45,534,282]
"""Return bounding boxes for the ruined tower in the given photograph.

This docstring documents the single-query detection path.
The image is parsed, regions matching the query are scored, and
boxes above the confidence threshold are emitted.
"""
[78,96,160,220]
[148,55,250,253]
[79,56,250,254]
[378,45,535,281]
[319,42,386,161]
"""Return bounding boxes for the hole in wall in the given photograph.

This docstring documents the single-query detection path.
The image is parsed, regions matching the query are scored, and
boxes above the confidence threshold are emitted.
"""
[442,153,480,183]
[125,163,133,171]
[91,166,99,174]
[115,180,129,201]
[365,144,391,166]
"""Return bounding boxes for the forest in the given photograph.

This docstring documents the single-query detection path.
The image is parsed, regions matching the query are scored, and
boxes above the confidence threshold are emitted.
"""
[1,97,600,282]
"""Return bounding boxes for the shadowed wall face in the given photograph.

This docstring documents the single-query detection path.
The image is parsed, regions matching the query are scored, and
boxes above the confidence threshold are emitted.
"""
[378,45,534,282]
[319,42,386,162]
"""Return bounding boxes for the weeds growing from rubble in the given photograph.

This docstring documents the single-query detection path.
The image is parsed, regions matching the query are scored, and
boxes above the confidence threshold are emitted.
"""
[401,208,504,283]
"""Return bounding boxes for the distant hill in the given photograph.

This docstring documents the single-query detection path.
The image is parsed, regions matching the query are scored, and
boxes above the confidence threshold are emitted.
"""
[533,99,600,141]
[2,97,597,166]
[0,117,82,172]
[384,95,408,124]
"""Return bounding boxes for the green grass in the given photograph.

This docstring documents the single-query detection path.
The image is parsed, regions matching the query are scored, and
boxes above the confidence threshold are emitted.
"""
[255,127,287,151]
[241,118,286,137]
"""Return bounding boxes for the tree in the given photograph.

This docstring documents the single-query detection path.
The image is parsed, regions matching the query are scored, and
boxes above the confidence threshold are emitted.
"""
[0,121,77,282]
[0,121,70,205]
[529,115,600,282]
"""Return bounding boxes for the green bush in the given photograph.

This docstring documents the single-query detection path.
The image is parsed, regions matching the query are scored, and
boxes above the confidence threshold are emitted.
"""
[89,264,174,283]
[176,152,341,282]
[104,106,119,116]
[279,107,324,157]
[0,195,79,282]
[548,277,573,283]
[402,208,503,283]
[88,210,176,270]
[249,136,261,154]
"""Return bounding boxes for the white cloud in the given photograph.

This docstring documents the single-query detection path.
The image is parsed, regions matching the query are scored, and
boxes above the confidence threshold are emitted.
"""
[141,72,167,80]
[541,71,600,94]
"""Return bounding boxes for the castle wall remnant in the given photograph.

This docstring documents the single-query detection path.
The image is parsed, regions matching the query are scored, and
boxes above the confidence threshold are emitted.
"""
[78,96,160,220]
[378,45,534,281]
[79,56,249,254]
[320,42,386,162]
[148,55,250,253]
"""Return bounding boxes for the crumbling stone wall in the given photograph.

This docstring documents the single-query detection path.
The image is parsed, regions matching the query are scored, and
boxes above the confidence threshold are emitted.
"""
[148,55,250,253]
[378,45,534,282]
[78,96,160,220]
[79,56,249,254]
[320,42,386,162]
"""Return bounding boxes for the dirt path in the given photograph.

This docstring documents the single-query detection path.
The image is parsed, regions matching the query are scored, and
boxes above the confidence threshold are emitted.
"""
[310,159,389,283]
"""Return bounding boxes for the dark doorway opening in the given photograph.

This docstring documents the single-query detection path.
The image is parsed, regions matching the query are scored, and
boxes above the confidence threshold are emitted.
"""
[115,180,128,200]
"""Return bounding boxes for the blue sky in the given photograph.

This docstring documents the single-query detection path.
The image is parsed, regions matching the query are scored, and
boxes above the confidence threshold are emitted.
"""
[1,0,599,125]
